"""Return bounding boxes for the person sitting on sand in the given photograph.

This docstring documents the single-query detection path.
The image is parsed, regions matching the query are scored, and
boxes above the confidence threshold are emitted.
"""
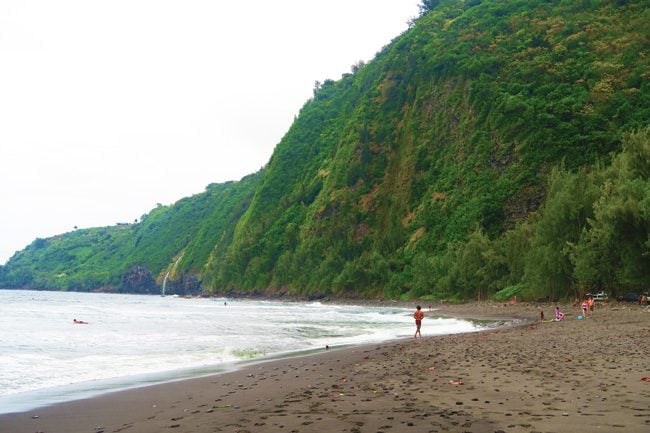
[413,306,424,338]
[554,306,565,321]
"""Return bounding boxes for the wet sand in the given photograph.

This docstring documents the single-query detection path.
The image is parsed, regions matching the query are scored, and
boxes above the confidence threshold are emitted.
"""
[1,302,648,433]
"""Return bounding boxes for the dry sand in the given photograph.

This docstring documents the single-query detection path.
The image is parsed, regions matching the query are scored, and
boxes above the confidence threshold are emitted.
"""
[1,302,648,433]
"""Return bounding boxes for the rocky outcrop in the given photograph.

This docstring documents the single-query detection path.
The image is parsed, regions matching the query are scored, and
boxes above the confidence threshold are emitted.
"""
[121,265,158,294]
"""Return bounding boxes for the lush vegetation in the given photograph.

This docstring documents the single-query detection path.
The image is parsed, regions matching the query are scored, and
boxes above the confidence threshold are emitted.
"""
[0,172,262,293]
[406,127,649,301]
[1,0,648,301]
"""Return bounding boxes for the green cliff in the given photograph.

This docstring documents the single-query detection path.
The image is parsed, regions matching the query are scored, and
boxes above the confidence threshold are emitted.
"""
[1,0,648,300]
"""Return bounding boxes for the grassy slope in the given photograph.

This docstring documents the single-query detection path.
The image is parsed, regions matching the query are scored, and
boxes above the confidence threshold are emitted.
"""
[0,171,262,291]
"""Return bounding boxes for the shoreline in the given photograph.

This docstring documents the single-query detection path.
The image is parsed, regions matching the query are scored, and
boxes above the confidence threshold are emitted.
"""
[2,302,649,433]
[0,302,503,416]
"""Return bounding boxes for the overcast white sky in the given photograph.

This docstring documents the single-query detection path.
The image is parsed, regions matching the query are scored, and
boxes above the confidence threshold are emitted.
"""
[0,0,420,264]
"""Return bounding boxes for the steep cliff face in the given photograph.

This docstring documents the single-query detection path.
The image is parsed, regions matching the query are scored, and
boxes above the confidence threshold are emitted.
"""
[1,0,648,299]
[121,265,157,294]
[200,0,649,297]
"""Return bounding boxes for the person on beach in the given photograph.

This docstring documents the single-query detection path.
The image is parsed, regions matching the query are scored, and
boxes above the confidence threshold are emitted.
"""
[554,306,565,321]
[581,299,589,318]
[588,296,595,315]
[413,305,424,338]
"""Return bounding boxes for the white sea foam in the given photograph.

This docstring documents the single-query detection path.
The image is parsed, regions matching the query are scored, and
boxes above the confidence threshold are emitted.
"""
[0,290,490,414]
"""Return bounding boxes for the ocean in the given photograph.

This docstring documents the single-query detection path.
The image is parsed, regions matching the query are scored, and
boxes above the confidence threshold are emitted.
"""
[0,290,486,414]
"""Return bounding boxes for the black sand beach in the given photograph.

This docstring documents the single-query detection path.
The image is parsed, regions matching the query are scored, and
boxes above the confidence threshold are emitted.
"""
[2,302,648,433]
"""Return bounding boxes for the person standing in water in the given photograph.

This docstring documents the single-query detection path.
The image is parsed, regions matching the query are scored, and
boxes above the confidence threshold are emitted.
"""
[413,305,424,338]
